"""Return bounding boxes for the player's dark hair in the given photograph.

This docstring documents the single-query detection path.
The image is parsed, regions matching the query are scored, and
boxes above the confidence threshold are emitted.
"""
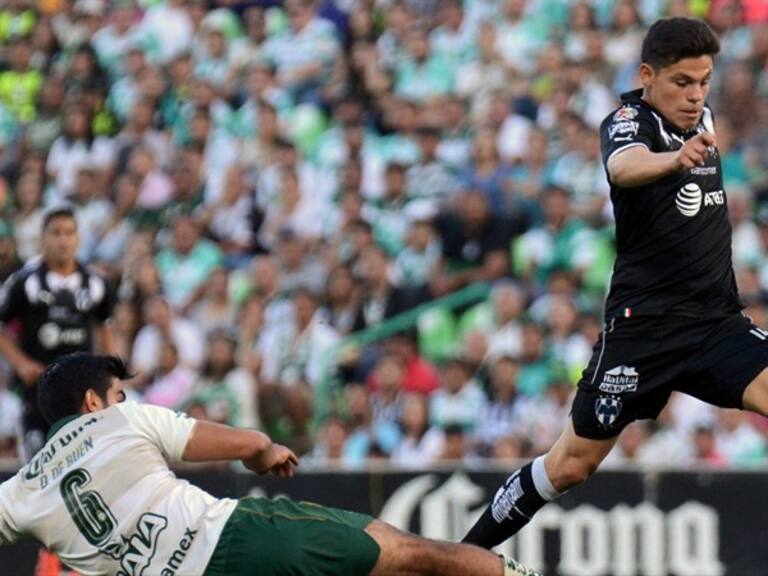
[641,17,720,70]
[37,353,133,424]
[42,206,76,232]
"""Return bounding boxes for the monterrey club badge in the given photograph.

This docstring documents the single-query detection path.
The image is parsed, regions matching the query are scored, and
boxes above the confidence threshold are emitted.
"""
[595,396,622,428]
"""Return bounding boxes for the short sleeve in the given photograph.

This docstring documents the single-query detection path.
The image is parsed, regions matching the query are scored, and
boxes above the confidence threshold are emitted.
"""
[0,477,21,545]
[0,272,28,324]
[117,402,197,463]
[600,104,656,173]
[90,274,115,323]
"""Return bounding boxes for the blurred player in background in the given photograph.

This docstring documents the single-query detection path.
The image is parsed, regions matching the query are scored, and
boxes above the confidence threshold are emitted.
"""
[0,206,114,575]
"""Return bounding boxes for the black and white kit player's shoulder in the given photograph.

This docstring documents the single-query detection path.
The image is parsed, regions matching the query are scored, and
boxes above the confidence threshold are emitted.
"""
[599,88,740,320]
[0,259,114,365]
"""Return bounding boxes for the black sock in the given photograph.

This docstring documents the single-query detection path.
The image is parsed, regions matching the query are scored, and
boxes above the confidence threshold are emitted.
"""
[462,462,548,548]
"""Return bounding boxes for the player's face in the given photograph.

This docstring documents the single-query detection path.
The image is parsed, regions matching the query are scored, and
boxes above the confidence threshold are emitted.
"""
[84,378,127,413]
[640,55,713,131]
[42,216,79,265]
[104,379,127,408]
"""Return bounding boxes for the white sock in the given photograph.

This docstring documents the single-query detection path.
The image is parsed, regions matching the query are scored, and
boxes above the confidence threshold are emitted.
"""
[531,455,561,501]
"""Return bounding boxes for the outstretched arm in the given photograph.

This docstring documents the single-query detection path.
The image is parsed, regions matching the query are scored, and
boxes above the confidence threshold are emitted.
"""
[181,421,298,477]
[607,132,716,187]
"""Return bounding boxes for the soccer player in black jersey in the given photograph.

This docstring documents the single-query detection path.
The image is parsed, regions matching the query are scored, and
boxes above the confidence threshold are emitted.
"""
[0,206,115,460]
[464,17,768,551]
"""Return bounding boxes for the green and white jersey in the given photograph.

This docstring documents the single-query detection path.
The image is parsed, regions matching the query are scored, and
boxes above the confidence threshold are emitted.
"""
[0,402,237,576]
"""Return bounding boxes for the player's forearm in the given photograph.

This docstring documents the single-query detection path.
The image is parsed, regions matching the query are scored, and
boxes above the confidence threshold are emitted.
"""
[182,421,272,463]
[0,329,30,370]
[608,148,680,187]
[94,324,115,355]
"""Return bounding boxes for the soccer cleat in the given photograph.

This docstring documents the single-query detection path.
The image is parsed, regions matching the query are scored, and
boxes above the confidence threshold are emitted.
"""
[502,555,542,576]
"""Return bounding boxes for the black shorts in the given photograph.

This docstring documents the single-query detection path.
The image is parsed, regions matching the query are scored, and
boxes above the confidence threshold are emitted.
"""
[15,378,49,460]
[571,313,768,439]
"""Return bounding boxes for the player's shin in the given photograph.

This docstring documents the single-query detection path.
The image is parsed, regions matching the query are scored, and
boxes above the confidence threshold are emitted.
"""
[463,456,561,548]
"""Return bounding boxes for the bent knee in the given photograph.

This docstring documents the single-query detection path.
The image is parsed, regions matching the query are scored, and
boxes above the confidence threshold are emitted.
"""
[548,454,600,490]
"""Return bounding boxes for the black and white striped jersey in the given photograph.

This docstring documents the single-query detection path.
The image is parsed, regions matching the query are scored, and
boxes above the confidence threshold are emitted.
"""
[599,89,741,320]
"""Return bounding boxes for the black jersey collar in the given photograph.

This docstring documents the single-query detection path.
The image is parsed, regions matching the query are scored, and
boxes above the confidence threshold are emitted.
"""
[620,88,702,136]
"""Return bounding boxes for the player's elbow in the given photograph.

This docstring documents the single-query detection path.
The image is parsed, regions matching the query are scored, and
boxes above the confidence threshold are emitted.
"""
[607,157,632,187]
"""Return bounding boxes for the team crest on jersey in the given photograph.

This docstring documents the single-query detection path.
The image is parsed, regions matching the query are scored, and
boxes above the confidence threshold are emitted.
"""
[595,396,622,428]
[599,365,639,394]
[613,106,638,121]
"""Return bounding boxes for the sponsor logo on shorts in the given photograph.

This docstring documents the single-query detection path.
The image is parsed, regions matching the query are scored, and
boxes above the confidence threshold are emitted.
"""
[595,396,622,428]
[599,365,639,394]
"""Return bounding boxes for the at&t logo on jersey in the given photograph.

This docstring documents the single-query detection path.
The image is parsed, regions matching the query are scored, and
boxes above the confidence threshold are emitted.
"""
[676,183,702,216]
[676,184,724,217]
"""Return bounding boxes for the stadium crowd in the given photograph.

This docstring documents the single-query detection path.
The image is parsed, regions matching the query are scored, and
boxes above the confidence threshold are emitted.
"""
[0,0,768,470]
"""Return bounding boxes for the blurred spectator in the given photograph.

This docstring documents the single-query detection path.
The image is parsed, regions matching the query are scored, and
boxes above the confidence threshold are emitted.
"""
[405,124,460,205]
[369,352,406,450]
[10,172,44,261]
[142,338,197,408]
[394,26,454,103]
[155,213,224,309]
[431,189,512,296]
[131,295,205,381]
[188,330,260,429]
[263,0,342,104]
[717,408,766,465]
[603,421,652,466]
[188,267,237,333]
[24,75,65,153]
[438,423,469,462]
[691,418,727,466]
[429,353,486,432]
[458,129,513,213]
[140,0,194,65]
[392,211,441,288]
[322,265,360,335]
[391,392,443,467]
[0,36,42,124]
[311,415,349,465]
[0,371,21,459]
[513,185,603,290]
[475,355,530,455]
[516,322,554,396]
[274,227,327,295]
[46,103,114,199]
[0,220,21,282]
[259,287,339,441]
[354,244,423,331]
